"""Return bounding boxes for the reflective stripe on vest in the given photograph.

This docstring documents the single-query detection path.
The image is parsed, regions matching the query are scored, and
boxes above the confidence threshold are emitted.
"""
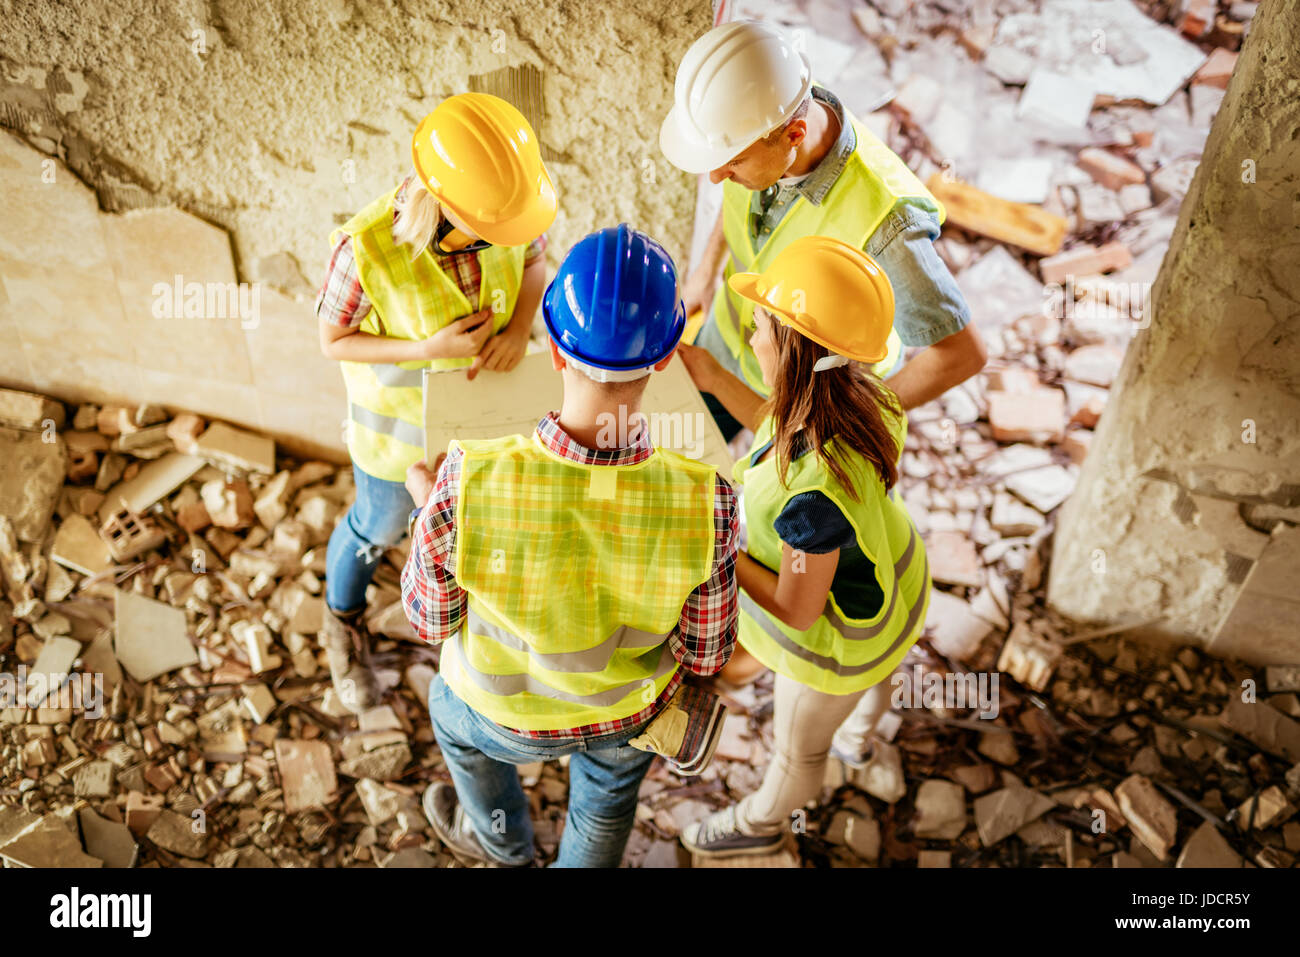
[737,535,929,679]
[734,413,930,694]
[368,364,425,389]
[439,431,719,731]
[466,607,671,672]
[711,107,940,393]
[332,187,526,481]
[348,402,425,449]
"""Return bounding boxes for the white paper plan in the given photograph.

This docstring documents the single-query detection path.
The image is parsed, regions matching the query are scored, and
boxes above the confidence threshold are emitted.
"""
[423,349,735,476]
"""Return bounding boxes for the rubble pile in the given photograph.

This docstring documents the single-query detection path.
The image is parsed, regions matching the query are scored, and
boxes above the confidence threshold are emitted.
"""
[648,636,1300,869]
[0,393,451,868]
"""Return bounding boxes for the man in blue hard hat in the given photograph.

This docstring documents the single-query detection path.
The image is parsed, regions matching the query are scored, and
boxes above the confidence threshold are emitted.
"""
[399,224,740,867]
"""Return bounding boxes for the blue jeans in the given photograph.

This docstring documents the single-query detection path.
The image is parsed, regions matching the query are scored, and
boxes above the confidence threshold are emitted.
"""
[427,672,656,868]
[325,464,414,614]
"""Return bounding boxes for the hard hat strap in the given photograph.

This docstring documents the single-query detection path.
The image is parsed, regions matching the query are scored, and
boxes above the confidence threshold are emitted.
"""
[432,216,491,255]
[566,355,656,383]
[812,354,848,373]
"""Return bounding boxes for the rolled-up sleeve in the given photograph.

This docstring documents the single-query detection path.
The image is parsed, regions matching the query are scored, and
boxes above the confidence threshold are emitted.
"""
[670,477,739,676]
[400,447,467,644]
[866,199,971,349]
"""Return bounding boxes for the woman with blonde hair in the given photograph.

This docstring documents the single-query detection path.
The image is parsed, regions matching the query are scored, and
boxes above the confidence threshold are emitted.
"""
[676,236,930,857]
[315,92,555,712]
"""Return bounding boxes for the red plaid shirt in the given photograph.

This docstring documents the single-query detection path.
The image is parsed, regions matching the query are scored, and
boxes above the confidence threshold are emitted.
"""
[400,411,739,739]
[315,174,547,328]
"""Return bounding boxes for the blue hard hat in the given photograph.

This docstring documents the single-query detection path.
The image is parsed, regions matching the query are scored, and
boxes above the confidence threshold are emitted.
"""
[542,224,686,372]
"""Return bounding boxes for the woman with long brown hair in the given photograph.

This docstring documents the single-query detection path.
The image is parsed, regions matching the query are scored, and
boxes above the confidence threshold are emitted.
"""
[676,236,931,857]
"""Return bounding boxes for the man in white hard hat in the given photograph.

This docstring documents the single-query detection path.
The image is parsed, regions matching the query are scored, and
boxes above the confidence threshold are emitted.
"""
[661,19,986,440]
[660,19,986,770]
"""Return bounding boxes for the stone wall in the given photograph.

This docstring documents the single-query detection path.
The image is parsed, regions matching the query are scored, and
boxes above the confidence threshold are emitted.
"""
[1047,0,1300,663]
[0,0,709,457]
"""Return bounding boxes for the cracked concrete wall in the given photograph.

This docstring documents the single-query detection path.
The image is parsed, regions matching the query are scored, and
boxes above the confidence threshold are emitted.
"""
[1047,0,1300,662]
[1,0,708,288]
[0,0,708,455]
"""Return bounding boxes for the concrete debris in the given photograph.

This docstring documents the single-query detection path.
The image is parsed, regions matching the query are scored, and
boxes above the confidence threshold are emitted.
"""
[1005,466,1077,514]
[925,590,994,662]
[1219,698,1300,762]
[914,779,967,839]
[925,531,984,587]
[49,513,115,576]
[998,623,1062,692]
[0,426,66,543]
[192,422,276,475]
[974,786,1054,846]
[1175,821,1242,868]
[78,806,139,869]
[1115,774,1179,861]
[113,589,198,683]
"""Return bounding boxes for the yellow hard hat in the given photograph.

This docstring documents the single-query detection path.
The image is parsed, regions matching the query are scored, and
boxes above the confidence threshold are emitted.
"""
[411,92,557,247]
[728,236,895,364]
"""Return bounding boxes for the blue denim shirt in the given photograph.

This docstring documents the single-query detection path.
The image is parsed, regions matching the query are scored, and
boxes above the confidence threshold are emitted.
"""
[742,87,971,350]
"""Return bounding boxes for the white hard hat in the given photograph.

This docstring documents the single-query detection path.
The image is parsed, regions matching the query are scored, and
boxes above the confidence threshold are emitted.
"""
[660,20,813,175]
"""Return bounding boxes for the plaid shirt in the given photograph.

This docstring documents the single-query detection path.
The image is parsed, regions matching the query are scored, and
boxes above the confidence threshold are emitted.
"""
[401,411,739,739]
[316,174,547,329]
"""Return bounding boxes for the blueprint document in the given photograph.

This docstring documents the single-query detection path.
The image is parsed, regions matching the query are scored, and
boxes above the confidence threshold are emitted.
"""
[423,350,735,476]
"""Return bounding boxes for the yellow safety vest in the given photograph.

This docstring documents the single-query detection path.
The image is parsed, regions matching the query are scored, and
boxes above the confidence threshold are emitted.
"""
[440,431,719,731]
[332,188,527,482]
[733,413,930,694]
[714,105,944,393]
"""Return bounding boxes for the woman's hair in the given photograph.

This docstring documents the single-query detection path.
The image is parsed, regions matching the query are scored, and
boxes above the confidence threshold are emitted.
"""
[760,313,903,501]
[392,168,440,257]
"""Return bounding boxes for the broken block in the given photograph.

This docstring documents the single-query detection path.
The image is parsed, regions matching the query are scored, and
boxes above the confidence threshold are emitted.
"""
[988,389,1066,444]
[974,786,1054,846]
[125,790,165,836]
[145,808,208,859]
[998,623,1061,692]
[1077,148,1146,191]
[914,779,967,839]
[1040,242,1133,284]
[925,530,983,587]
[1193,48,1237,89]
[858,740,907,805]
[1115,774,1178,861]
[1176,821,1242,868]
[253,470,292,528]
[990,492,1044,536]
[0,387,65,431]
[201,478,255,530]
[100,507,167,561]
[193,421,275,475]
[1005,465,1076,514]
[114,589,198,682]
[275,739,338,814]
[925,589,994,662]
[1235,786,1293,830]
[165,413,206,454]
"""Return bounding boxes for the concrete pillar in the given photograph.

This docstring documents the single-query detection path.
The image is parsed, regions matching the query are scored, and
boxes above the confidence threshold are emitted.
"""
[1047,0,1300,664]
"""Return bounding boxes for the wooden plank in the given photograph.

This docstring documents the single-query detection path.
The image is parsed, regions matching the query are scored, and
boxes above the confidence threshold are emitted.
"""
[926,174,1067,256]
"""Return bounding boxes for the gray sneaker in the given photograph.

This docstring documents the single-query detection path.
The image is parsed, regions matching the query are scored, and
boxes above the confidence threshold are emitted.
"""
[422,782,530,868]
[828,738,875,770]
[680,805,785,859]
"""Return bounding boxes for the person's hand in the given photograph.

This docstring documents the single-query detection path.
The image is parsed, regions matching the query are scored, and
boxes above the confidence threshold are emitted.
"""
[470,319,530,379]
[680,269,718,318]
[676,342,724,394]
[421,310,493,361]
[404,452,445,509]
